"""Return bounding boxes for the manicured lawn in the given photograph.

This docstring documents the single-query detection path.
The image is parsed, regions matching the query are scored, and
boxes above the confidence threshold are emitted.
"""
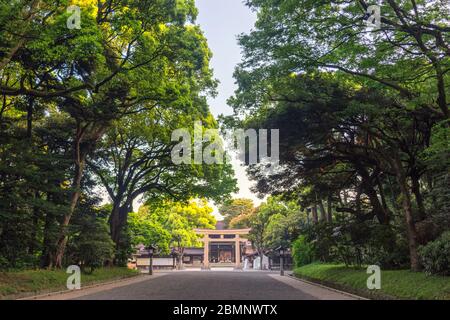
[0,267,139,299]
[293,263,450,300]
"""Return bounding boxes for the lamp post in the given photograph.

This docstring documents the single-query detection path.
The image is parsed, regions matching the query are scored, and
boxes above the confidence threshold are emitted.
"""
[278,247,285,276]
[171,248,177,270]
[147,245,155,276]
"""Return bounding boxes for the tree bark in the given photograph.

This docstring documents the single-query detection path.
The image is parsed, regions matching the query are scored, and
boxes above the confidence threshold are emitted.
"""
[318,199,327,222]
[177,247,185,270]
[311,205,318,223]
[425,173,438,209]
[411,171,427,221]
[327,193,333,223]
[110,203,122,246]
[53,156,85,268]
[356,165,390,224]
[52,123,106,268]
[392,155,421,271]
[28,192,40,255]
[40,210,55,268]
[110,201,132,257]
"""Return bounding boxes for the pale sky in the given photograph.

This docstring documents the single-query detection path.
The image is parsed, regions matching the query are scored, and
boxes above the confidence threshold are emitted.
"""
[196,1,262,219]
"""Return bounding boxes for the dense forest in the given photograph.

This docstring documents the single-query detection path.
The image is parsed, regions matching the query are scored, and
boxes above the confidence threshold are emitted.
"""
[0,0,449,279]
[0,0,236,270]
[223,0,449,275]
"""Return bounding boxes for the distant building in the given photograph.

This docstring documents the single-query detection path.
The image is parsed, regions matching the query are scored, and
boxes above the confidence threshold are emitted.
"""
[132,222,292,271]
[195,226,252,269]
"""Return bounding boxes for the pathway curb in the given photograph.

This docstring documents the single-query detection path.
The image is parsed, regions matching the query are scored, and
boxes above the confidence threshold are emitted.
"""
[286,273,369,300]
[17,274,146,300]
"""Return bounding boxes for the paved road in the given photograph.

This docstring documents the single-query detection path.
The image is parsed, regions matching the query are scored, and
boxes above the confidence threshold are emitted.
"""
[44,271,357,300]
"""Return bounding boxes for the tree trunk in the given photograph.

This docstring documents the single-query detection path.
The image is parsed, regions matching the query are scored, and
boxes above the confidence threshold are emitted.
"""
[355,165,390,224]
[53,157,85,268]
[393,156,421,271]
[311,205,318,223]
[318,200,327,222]
[411,171,426,221]
[177,249,184,270]
[110,203,122,246]
[426,173,438,209]
[110,201,132,263]
[52,123,106,268]
[376,176,389,213]
[327,193,333,223]
[40,187,60,268]
[28,192,40,255]
[40,209,55,268]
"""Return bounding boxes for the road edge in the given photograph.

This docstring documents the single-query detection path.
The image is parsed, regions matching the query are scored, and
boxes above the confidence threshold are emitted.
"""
[286,273,369,300]
[16,273,146,300]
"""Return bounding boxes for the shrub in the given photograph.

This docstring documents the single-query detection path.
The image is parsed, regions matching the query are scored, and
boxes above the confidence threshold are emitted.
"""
[303,223,338,263]
[0,255,9,270]
[299,219,410,268]
[419,231,450,276]
[292,235,315,267]
[363,224,409,269]
[66,218,114,273]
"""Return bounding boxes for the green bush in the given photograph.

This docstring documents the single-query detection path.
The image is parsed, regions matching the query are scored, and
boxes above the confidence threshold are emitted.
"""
[0,255,9,270]
[362,224,409,269]
[66,218,114,273]
[419,231,450,276]
[292,235,315,267]
[299,219,410,268]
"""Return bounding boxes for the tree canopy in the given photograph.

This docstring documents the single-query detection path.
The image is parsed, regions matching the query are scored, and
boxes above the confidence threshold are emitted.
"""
[0,0,236,270]
[229,0,449,272]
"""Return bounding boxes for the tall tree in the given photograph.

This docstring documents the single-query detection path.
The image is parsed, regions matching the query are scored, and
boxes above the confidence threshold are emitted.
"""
[230,0,449,272]
[219,198,255,228]
[89,109,236,262]
[0,0,228,268]
[132,200,216,269]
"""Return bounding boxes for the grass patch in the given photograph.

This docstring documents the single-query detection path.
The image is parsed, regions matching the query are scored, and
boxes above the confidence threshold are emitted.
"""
[293,263,450,300]
[0,267,139,300]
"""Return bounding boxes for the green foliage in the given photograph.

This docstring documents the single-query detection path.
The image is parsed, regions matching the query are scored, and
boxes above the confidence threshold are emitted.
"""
[129,199,216,255]
[0,0,235,270]
[230,0,450,274]
[220,198,255,228]
[0,267,138,299]
[69,222,114,273]
[128,208,172,255]
[422,120,450,171]
[419,232,450,276]
[0,113,72,270]
[298,219,409,269]
[66,209,114,273]
[166,199,216,250]
[421,120,450,230]
[294,263,450,300]
[292,236,315,267]
[233,0,449,117]
[248,196,306,255]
